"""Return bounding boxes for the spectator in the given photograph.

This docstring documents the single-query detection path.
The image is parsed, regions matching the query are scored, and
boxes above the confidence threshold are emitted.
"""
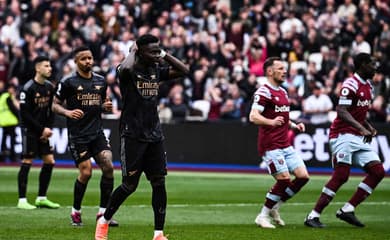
[302,81,334,125]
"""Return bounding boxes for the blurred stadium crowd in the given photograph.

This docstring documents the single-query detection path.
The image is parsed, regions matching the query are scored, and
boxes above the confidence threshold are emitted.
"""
[1,0,390,124]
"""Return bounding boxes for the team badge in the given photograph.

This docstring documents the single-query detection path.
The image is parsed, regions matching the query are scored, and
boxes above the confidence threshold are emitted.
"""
[341,88,349,96]
[36,93,40,97]
[20,92,26,100]
[338,153,345,159]
[278,159,284,165]
[94,85,103,90]
[151,75,156,80]
[360,92,364,96]
[275,96,279,101]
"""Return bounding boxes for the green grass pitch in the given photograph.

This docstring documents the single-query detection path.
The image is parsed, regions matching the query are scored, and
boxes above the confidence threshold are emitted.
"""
[0,166,389,240]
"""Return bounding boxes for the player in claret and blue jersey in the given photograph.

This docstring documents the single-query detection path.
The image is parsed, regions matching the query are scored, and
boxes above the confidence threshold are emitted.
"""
[250,57,309,228]
[305,52,385,228]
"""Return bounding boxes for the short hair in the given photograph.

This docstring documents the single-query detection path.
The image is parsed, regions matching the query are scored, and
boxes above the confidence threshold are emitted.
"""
[263,57,281,75]
[136,34,159,47]
[72,46,91,57]
[353,52,371,70]
[33,56,50,66]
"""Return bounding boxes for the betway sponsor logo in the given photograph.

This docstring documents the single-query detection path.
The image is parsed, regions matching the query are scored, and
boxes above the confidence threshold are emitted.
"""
[275,105,290,112]
[357,99,370,107]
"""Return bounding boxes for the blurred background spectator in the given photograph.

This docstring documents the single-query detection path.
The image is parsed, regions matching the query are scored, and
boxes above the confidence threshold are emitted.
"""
[0,0,389,124]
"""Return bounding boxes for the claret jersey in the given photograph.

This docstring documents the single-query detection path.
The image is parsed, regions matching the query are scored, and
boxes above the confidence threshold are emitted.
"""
[20,79,55,136]
[118,63,169,142]
[251,83,291,156]
[55,72,107,143]
[329,73,373,139]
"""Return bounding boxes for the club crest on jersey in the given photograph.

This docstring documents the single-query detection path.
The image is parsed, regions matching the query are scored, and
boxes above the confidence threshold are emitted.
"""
[274,96,279,101]
[278,159,284,165]
[35,93,40,97]
[275,105,290,112]
[338,153,345,159]
[94,85,103,90]
[151,74,156,80]
[77,85,83,91]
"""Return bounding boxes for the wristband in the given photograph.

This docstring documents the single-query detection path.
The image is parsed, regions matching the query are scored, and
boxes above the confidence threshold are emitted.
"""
[160,50,167,58]
[290,122,297,129]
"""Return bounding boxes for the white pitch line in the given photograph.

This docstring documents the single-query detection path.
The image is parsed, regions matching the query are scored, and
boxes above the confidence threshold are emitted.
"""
[2,202,388,209]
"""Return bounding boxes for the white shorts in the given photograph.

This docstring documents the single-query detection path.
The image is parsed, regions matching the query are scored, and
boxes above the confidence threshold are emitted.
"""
[329,133,380,168]
[262,146,305,175]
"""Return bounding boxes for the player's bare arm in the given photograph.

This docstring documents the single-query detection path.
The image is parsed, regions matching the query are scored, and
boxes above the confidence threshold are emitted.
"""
[337,105,371,137]
[249,108,285,126]
[52,96,84,120]
[119,43,137,73]
[161,50,190,79]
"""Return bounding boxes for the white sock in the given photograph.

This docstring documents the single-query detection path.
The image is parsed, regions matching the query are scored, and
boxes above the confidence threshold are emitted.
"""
[341,202,355,212]
[153,230,163,238]
[36,196,47,201]
[18,198,27,203]
[98,216,109,224]
[272,201,284,210]
[72,207,81,214]
[98,207,106,214]
[308,210,320,219]
[260,206,271,216]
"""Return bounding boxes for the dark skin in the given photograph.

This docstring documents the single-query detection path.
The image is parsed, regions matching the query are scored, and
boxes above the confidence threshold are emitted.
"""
[119,41,189,78]
[336,57,379,168]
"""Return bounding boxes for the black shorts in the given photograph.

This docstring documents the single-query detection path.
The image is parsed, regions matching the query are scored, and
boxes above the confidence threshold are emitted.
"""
[22,129,53,158]
[120,137,167,179]
[69,132,111,166]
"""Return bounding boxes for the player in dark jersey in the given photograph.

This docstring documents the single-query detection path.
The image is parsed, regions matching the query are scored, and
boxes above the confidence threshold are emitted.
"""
[17,56,60,210]
[249,57,309,228]
[305,53,385,228]
[52,46,118,227]
[95,34,189,240]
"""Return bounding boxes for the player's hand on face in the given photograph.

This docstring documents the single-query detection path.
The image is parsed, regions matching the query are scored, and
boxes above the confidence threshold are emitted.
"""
[103,97,113,112]
[66,109,84,119]
[272,116,285,126]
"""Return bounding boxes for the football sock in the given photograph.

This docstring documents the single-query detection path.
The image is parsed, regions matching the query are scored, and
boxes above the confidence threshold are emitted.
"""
[349,163,385,207]
[72,207,81,214]
[264,179,290,209]
[314,164,350,213]
[18,163,31,198]
[281,177,309,202]
[104,185,131,220]
[341,202,355,212]
[152,183,167,230]
[98,207,106,215]
[100,176,114,209]
[154,230,164,238]
[38,163,54,197]
[73,179,87,210]
[260,206,271,216]
[308,210,320,219]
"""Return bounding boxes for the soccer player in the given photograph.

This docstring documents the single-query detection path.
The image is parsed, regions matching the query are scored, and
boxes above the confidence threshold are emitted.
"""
[95,34,189,240]
[52,46,118,227]
[304,53,385,228]
[249,57,310,228]
[17,56,60,209]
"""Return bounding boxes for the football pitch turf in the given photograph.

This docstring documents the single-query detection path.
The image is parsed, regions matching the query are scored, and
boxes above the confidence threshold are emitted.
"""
[0,166,389,240]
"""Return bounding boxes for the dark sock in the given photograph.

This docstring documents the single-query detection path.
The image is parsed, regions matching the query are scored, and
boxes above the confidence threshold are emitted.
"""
[152,184,167,230]
[18,163,31,198]
[100,176,114,208]
[73,179,87,210]
[104,185,132,220]
[38,164,54,197]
